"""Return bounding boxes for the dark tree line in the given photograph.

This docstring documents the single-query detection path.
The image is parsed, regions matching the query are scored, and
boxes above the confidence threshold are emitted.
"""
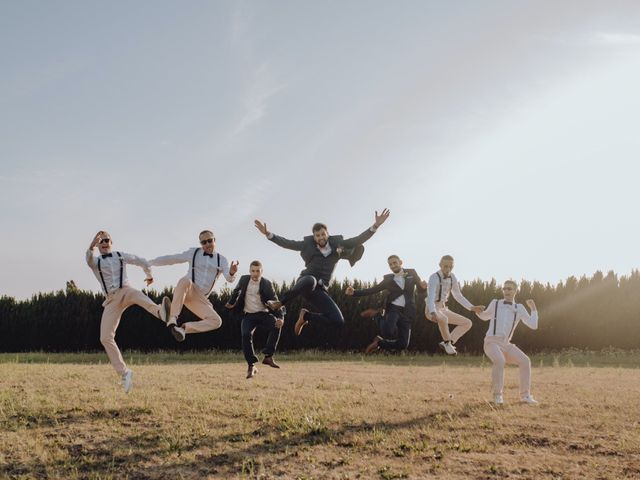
[0,270,638,354]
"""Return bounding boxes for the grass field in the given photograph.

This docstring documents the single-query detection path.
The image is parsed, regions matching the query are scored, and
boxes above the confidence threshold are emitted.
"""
[1,351,639,479]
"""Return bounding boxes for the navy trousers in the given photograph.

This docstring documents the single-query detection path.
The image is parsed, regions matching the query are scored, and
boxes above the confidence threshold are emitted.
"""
[280,275,344,326]
[377,305,413,351]
[241,311,281,365]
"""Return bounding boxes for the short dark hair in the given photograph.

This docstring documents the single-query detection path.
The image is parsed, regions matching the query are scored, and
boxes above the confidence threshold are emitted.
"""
[504,280,518,289]
[250,260,262,268]
[199,230,214,238]
[312,223,327,233]
[440,255,454,262]
[387,254,401,262]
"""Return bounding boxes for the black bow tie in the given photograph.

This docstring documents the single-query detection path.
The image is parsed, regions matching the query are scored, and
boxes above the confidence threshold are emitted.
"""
[503,301,513,305]
[101,253,113,259]
[203,252,214,258]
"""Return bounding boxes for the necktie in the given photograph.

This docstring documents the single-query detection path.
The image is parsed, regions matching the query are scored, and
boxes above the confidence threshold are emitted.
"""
[203,252,213,258]
[101,253,113,259]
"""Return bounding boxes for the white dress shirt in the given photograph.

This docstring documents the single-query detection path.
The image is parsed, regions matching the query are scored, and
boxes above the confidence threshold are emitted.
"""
[244,279,268,313]
[427,270,473,313]
[86,248,152,295]
[150,247,236,296]
[391,271,406,307]
[477,299,539,340]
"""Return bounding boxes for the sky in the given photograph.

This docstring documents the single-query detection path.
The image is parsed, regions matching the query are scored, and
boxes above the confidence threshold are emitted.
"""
[1,0,640,299]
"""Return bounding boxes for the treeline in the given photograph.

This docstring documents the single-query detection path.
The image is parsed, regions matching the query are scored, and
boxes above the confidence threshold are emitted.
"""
[0,270,639,354]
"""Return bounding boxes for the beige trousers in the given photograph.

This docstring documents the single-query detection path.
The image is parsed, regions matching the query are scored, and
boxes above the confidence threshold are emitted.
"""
[483,336,531,397]
[430,305,472,344]
[170,277,222,334]
[100,286,161,375]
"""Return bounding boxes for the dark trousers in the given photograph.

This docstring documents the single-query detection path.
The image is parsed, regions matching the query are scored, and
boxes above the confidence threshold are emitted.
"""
[280,275,344,326]
[241,311,281,365]
[377,305,413,351]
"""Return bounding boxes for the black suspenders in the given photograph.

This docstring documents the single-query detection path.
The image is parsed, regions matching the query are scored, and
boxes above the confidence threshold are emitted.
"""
[192,250,221,292]
[97,258,108,293]
[493,300,518,337]
[97,252,124,293]
[436,272,443,302]
[191,248,199,282]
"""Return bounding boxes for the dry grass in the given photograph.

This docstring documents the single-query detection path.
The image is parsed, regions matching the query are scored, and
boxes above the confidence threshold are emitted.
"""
[0,354,638,479]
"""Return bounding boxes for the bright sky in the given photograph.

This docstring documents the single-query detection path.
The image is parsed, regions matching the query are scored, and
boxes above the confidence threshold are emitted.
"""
[1,1,640,299]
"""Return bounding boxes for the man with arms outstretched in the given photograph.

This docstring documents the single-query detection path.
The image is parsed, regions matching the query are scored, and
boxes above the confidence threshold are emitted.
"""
[85,231,171,393]
[150,230,238,341]
[346,254,427,353]
[254,209,390,336]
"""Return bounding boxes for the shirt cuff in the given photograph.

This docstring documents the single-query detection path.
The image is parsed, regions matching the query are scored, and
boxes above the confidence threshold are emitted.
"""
[370,225,378,232]
[267,232,274,239]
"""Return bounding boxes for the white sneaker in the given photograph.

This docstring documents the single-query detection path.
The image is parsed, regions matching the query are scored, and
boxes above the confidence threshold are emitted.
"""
[121,370,134,394]
[439,341,457,355]
[171,325,186,342]
[521,395,538,405]
[493,394,504,405]
[159,296,171,323]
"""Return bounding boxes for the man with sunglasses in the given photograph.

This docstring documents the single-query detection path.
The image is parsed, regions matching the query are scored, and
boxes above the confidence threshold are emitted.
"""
[475,280,539,405]
[254,209,390,336]
[150,230,238,341]
[85,230,171,393]
[426,255,485,355]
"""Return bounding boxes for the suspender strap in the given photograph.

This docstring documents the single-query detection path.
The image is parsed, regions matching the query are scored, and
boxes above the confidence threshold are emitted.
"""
[97,258,108,294]
[208,253,221,293]
[116,252,123,289]
[493,300,499,335]
[436,272,443,302]
[507,305,519,339]
[192,248,199,283]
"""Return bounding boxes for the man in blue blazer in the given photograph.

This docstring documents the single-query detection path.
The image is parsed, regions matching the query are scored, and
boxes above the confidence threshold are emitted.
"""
[346,255,427,353]
[254,209,390,336]
[225,260,285,378]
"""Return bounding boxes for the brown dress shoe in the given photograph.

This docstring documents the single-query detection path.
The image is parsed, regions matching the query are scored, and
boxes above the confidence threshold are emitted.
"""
[262,356,280,368]
[246,365,257,379]
[360,307,384,319]
[294,309,309,336]
[365,335,383,354]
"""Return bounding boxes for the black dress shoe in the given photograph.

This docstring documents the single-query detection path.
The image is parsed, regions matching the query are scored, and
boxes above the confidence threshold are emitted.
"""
[365,335,383,354]
[262,356,280,368]
[246,365,257,379]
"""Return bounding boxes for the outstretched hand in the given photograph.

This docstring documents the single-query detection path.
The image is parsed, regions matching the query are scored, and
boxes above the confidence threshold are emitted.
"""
[374,208,390,228]
[470,305,485,313]
[254,219,269,236]
[525,299,537,311]
[144,277,154,286]
[229,260,239,276]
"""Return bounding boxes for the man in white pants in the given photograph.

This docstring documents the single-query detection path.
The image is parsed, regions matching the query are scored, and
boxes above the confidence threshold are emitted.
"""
[426,255,484,355]
[475,280,539,405]
[150,230,238,341]
[85,231,171,393]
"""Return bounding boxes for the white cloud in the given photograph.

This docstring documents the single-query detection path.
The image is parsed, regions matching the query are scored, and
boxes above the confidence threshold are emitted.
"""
[593,32,640,46]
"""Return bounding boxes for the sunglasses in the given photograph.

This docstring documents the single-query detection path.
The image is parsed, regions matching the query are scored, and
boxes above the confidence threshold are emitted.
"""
[99,238,111,244]
[200,238,214,245]
[502,287,514,291]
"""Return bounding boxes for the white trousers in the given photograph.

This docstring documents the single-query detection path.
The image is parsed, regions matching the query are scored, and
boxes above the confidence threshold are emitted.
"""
[483,336,532,397]
[170,277,222,334]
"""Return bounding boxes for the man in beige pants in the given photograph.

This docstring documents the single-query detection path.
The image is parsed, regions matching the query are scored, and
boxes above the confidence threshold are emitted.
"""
[475,280,539,405]
[426,255,484,355]
[85,231,171,393]
[150,230,238,341]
